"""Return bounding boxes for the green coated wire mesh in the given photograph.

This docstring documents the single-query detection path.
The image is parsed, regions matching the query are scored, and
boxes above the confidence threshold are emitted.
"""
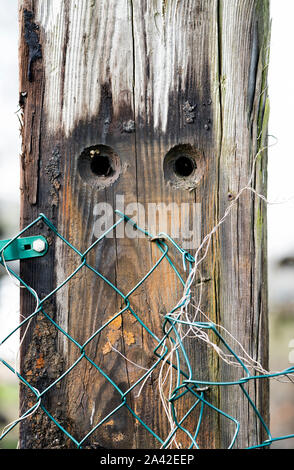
[0,211,293,449]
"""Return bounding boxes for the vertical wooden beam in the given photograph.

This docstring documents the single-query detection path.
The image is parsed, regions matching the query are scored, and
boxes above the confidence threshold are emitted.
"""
[19,0,270,448]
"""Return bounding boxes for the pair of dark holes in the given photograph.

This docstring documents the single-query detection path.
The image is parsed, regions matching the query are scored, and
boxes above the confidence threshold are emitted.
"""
[90,151,195,178]
[78,144,198,188]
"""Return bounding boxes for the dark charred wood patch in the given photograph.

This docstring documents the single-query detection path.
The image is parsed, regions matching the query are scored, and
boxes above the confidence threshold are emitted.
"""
[23,9,42,82]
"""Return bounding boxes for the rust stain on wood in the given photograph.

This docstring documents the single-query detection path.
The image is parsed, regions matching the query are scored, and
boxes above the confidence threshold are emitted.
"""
[102,315,122,355]
[35,355,45,369]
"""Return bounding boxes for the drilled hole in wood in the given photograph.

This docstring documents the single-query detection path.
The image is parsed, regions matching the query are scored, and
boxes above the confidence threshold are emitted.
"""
[174,156,195,178]
[163,144,204,190]
[78,144,121,189]
[91,154,113,177]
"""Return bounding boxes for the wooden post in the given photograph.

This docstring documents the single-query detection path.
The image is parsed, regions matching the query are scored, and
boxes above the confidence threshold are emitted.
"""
[19,0,270,449]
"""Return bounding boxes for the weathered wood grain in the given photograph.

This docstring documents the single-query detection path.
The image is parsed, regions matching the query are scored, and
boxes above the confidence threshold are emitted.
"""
[19,0,269,449]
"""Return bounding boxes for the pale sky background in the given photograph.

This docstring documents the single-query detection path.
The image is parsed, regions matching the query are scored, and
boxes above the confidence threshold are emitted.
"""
[268,0,294,259]
[0,1,19,209]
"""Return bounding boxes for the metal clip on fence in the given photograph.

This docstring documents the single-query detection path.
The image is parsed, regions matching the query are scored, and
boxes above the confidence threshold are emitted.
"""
[0,236,48,262]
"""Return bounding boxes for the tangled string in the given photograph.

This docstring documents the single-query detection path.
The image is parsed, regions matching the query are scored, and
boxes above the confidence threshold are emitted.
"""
[0,211,293,449]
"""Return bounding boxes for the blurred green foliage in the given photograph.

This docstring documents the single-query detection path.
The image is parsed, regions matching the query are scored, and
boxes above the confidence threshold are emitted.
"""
[0,382,18,449]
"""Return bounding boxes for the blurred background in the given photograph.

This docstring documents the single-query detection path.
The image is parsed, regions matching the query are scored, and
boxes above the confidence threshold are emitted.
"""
[0,0,293,449]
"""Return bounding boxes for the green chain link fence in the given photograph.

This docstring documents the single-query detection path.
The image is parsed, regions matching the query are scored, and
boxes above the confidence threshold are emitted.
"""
[0,211,293,449]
